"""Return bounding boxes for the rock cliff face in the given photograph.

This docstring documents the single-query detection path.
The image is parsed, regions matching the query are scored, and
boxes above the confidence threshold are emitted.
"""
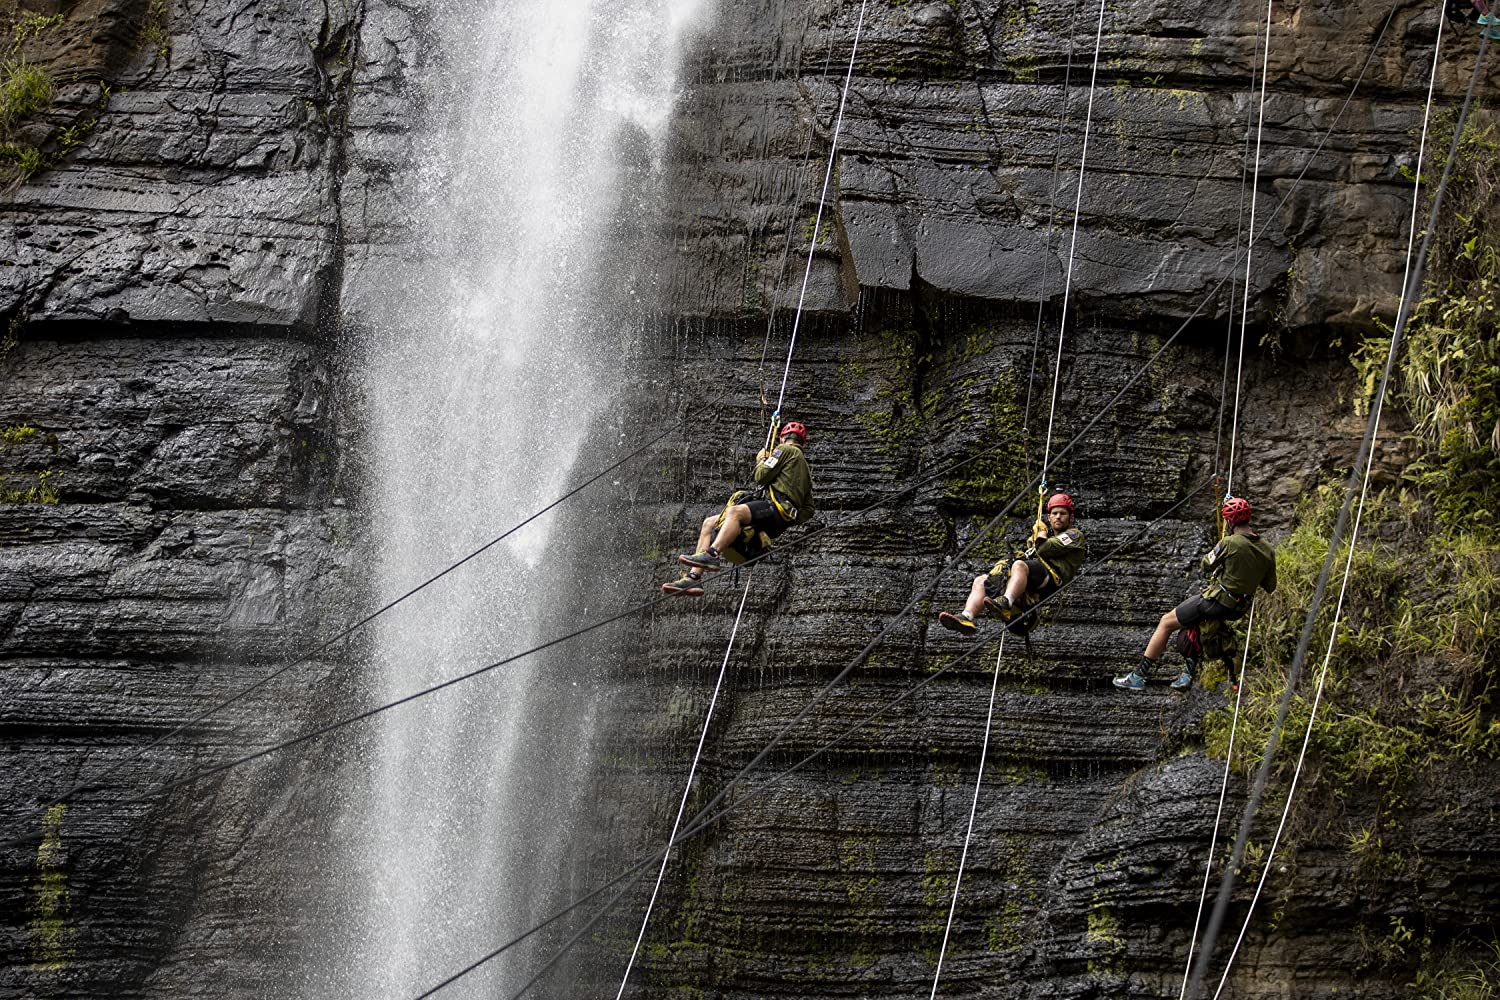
[0,0,361,995]
[0,0,1496,997]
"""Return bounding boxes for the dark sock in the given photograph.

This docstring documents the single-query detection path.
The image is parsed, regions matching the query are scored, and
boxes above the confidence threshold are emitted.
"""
[1139,655,1156,674]
[707,546,720,558]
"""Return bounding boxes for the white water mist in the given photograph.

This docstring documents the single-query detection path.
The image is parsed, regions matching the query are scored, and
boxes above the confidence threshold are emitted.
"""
[317,1,711,996]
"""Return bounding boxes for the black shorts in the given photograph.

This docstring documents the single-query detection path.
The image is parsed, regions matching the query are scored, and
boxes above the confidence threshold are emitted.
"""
[745,499,792,539]
[1175,593,1245,626]
[984,558,1055,598]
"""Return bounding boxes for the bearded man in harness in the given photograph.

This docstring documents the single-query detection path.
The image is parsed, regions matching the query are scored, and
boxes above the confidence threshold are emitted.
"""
[662,421,816,595]
[937,493,1086,636]
[1114,496,1277,692]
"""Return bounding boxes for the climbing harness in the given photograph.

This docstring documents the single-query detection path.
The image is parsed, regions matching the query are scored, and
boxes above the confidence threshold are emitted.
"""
[928,635,1007,999]
[615,577,752,999]
[711,488,776,565]
[1187,17,1484,999]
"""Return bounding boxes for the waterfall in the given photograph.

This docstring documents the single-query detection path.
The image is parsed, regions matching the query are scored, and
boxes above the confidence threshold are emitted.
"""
[319,1,710,995]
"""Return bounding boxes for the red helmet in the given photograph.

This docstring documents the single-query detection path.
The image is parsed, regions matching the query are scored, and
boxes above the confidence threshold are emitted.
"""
[1046,493,1075,512]
[1222,497,1252,525]
[780,421,807,444]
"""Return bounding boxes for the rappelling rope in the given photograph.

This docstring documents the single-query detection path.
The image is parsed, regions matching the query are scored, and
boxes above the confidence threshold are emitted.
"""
[1039,0,1108,490]
[1176,605,1257,1000]
[757,0,840,413]
[615,575,753,1000]
[928,633,1006,999]
[1212,23,1262,537]
[1186,23,1489,999]
[1222,0,1276,501]
[414,10,1430,987]
[767,0,869,447]
[420,475,1226,1000]
[1022,0,1081,471]
[1204,18,1450,996]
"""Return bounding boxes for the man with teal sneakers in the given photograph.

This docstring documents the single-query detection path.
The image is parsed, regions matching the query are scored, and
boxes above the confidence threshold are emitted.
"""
[1115,496,1277,692]
[662,421,815,595]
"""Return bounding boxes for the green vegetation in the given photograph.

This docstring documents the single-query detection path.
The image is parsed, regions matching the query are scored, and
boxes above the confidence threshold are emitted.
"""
[1205,484,1499,807]
[1416,937,1500,999]
[0,13,104,185]
[1357,115,1499,532]
[142,0,172,62]
[29,804,70,970]
[0,59,51,125]
[839,326,935,467]
[1205,106,1500,834]
[1,423,62,503]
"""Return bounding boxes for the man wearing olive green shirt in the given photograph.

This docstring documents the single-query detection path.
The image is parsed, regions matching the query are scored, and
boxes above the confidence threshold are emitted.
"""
[1115,496,1277,692]
[662,421,816,595]
[937,493,1086,637]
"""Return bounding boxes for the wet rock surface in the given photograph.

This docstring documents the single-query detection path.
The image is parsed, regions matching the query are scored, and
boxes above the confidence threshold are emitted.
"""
[0,0,1496,997]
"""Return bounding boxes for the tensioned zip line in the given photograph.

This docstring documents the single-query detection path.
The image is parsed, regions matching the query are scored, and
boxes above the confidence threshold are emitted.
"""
[14,387,731,821]
[1186,23,1493,1000]
[417,471,1224,1000]
[0,437,1015,854]
[416,11,1447,990]
[617,2,869,992]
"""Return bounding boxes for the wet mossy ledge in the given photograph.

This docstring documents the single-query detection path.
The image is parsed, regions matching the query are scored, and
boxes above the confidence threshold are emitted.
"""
[1201,110,1500,996]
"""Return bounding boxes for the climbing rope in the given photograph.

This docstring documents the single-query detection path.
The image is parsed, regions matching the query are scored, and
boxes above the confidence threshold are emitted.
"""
[1040,0,1109,486]
[1022,0,1081,469]
[422,474,1226,1000]
[615,575,752,999]
[1176,605,1257,1000]
[1200,18,1453,996]
[767,0,869,447]
[417,4,1444,987]
[1186,23,1489,999]
[928,634,1006,999]
[1211,22,1262,527]
[0,438,1016,852]
[757,0,839,415]
[1222,0,1277,500]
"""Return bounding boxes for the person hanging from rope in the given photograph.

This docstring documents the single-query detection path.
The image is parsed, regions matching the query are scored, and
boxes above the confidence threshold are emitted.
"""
[1114,496,1277,692]
[936,493,1086,636]
[662,421,816,595]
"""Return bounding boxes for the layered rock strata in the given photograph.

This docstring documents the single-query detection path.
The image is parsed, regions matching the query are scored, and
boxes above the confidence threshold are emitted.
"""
[0,0,1496,997]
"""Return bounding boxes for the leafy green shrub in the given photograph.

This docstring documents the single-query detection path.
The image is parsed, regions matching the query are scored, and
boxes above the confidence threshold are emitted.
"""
[0,59,51,127]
